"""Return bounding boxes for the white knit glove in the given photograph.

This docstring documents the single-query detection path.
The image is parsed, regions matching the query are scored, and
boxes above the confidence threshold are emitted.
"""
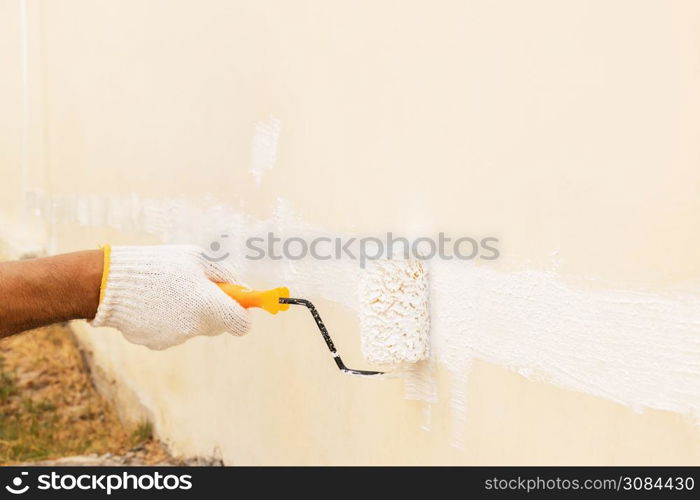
[91,245,250,350]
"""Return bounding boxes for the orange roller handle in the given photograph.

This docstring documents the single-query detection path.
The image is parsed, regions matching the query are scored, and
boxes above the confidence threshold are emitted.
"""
[217,283,290,315]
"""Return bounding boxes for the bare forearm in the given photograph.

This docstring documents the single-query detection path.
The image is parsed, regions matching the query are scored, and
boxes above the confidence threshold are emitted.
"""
[0,250,103,338]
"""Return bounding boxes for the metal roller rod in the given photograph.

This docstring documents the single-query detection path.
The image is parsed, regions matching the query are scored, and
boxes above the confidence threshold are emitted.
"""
[279,297,384,377]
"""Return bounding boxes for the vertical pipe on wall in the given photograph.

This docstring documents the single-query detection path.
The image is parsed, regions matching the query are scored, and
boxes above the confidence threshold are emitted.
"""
[19,0,28,199]
[19,0,54,253]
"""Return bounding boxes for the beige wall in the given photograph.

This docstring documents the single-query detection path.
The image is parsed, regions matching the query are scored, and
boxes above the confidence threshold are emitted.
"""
[2,0,699,464]
[0,0,22,220]
[0,0,45,255]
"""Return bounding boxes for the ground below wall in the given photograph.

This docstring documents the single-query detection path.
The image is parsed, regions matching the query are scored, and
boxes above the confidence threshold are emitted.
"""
[0,323,173,465]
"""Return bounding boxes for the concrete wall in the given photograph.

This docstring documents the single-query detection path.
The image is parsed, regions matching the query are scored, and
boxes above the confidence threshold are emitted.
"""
[2,0,700,464]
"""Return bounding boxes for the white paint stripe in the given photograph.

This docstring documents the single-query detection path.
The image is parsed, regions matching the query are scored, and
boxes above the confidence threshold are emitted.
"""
[431,262,700,418]
[29,192,700,442]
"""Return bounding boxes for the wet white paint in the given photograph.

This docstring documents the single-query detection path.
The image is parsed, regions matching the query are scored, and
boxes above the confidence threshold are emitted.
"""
[431,263,700,420]
[359,259,431,364]
[27,191,700,444]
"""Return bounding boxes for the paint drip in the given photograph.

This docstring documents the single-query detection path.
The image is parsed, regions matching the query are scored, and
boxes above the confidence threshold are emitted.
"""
[250,117,281,186]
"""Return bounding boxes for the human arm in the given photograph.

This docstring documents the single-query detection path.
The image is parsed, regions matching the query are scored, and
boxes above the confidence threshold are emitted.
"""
[0,245,250,349]
[0,250,103,338]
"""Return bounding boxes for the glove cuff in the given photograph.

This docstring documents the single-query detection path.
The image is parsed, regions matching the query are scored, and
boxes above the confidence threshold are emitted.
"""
[90,245,160,330]
[98,244,111,305]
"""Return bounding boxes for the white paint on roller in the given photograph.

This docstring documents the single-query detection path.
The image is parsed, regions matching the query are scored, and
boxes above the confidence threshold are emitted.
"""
[359,259,430,364]
[28,192,700,443]
[250,117,281,186]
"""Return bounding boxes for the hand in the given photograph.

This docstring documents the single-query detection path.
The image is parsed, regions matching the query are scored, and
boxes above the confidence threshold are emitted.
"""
[91,245,250,350]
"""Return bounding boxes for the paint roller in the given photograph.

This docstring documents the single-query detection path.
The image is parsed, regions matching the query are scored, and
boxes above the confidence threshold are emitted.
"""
[217,259,430,376]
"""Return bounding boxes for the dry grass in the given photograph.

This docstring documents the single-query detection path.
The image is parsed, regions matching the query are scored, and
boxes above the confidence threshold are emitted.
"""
[0,323,170,464]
